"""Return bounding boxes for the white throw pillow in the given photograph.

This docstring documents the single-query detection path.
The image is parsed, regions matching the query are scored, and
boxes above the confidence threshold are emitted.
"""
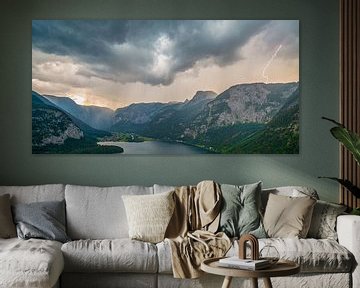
[122,191,175,243]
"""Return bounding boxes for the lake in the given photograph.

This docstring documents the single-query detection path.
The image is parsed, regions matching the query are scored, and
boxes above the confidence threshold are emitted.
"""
[97,141,211,154]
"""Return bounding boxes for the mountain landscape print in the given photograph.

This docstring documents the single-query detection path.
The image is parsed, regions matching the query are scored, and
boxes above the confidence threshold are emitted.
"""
[32,20,299,154]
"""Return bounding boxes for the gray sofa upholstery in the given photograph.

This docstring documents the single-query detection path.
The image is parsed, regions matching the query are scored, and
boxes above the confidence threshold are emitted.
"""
[0,185,65,288]
[0,184,359,288]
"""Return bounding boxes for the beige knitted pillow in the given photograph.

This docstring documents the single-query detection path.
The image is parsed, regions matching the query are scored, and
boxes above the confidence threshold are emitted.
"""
[263,193,316,238]
[122,191,175,243]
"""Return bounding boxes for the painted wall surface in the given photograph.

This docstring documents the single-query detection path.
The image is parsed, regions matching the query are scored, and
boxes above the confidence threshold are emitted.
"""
[0,0,339,202]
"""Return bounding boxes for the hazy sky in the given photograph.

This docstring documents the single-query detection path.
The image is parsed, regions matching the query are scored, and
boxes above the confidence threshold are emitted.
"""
[32,20,299,110]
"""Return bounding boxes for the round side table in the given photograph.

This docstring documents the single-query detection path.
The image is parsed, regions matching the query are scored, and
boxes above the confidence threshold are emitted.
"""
[201,257,300,288]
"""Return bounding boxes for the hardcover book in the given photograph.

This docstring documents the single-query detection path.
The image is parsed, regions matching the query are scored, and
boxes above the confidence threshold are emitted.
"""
[218,257,271,270]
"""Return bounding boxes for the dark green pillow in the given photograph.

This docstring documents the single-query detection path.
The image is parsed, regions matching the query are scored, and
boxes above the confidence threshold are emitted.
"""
[218,182,266,238]
[12,200,70,243]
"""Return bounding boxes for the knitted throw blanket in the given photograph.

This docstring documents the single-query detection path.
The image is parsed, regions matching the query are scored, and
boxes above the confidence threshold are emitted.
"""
[165,180,231,278]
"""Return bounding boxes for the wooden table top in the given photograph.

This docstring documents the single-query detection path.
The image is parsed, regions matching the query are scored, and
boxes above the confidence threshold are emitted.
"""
[201,257,300,278]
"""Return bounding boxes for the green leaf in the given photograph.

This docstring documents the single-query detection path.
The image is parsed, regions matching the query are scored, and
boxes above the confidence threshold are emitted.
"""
[321,116,344,127]
[318,177,360,198]
[351,208,360,215]
[322,117,360,165]
[330,126,360,165]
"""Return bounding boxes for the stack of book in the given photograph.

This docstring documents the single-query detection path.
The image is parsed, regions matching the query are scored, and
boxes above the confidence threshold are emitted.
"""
[218,257,271,270]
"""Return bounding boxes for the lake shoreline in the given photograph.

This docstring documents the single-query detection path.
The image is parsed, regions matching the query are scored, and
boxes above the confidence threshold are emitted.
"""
[97,140,213,155]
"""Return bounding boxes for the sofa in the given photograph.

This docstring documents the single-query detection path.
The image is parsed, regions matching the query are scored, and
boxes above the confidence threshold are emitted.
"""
[0,183,359,288]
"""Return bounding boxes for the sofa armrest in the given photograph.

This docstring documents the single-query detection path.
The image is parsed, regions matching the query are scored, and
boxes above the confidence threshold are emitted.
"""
[337,215,360,288]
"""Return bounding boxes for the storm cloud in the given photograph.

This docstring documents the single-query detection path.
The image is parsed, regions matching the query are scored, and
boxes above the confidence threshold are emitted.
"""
[32,20,297,86]
[32,20,299,108]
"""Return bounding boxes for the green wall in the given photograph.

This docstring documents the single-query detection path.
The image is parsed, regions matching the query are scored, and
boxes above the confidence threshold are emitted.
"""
[0,0,340,202]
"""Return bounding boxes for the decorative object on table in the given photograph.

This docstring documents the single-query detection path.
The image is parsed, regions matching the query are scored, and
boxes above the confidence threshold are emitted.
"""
[259,245,280,265]
[238,233,259,260]
[319,117,360,211]
[32,20,299,154]
[237,233,279,268]
[216,234,272,271]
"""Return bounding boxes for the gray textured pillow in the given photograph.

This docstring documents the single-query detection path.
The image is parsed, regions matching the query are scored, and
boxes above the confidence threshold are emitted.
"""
[12,200,70,243]
[0,194,16,238]
[218,182,266,238]
[263,193,316,238]
[307,200,347,240]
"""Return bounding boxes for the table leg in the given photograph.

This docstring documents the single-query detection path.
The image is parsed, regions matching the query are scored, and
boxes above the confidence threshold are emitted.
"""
[263,277,273,288]
[251,278,258,288]
[221,276,233,288]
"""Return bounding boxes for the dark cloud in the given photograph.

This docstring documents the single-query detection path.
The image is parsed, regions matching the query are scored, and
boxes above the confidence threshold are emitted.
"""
[32,20,297,86]
[260,20,299,58]
[32,20,128,58]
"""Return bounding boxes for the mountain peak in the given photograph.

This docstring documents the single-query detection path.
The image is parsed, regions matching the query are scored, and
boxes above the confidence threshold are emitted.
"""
[189,91,217,103]
[44,95,77,105]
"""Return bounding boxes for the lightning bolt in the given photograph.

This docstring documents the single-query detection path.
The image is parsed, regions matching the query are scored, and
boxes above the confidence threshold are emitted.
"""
[262,44,282,84]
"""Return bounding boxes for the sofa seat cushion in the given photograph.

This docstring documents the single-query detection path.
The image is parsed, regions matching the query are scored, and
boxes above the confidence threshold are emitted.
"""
[0,238,64,288]
[157,238,353,274]
[231,238,354,273]
[61,239,158,273]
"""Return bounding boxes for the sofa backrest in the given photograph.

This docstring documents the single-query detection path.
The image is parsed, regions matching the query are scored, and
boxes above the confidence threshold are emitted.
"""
[0,184,65,204]
[0,184,320,240]
[65,184,154,240]
[154,183,320,211]
[153,184,176,194]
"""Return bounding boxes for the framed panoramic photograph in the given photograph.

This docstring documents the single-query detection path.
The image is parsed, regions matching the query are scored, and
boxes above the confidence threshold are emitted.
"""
[32,20,299,154]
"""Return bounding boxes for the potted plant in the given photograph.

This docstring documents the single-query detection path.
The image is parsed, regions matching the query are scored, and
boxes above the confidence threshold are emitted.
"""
[320,117,360,215]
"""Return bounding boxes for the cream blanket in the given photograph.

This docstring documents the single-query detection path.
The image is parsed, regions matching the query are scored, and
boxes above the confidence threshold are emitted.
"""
[165,180,231,278]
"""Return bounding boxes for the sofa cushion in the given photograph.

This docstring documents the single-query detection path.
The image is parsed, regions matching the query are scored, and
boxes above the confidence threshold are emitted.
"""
[0,238,64,288]
[65,185,153,239]
[0,194,16,238]
[218,182,266,238]
[0,184,65,204]
[263,194,316,238]
[261,186,319,213]
[307,200,347,240]
[12,200,70,243]
[61,239,158,273]
[157,238,353,274]
[261,238,354,273]
[122,191,175,243]
[157,240,173,274]
[235,238,353,273]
